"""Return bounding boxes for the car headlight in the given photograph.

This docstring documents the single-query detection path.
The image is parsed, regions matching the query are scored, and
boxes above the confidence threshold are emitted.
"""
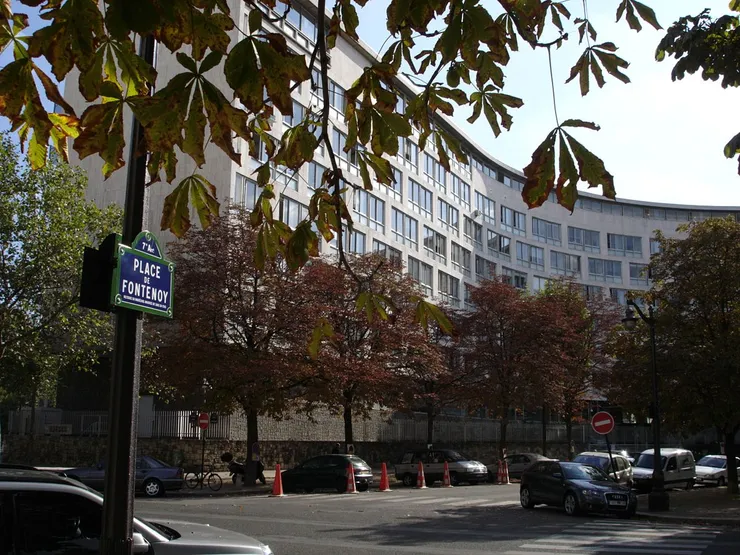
[261,545,274,555]
[582,489,603,499]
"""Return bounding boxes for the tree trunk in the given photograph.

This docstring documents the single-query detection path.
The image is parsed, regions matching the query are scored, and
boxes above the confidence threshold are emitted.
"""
[725,429,739,495]
[246,409,258,462]
[343,398,353,447]
[426,404,435,445]
[566,419,574,461]
[541,404,547,457]
[499,412,509,459]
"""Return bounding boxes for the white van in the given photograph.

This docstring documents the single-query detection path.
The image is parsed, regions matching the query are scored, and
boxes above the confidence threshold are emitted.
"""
[632,448,696,491]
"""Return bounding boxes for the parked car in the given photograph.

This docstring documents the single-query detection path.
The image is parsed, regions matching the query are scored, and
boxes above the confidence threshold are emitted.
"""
[0,467,273,553]
[281,454,373,493]
[395,449,488,486]
[695,455,740,487]
[520,460,637,518]
[64,455,183,497]
[632,448,696,491]
[573,451,634,485]
[486,453,553,481]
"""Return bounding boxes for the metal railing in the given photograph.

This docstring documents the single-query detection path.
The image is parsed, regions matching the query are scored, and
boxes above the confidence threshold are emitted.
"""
[7,408,230,439]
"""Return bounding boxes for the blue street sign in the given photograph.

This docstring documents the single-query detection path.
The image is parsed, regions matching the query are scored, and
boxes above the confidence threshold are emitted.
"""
[111,231,174,318]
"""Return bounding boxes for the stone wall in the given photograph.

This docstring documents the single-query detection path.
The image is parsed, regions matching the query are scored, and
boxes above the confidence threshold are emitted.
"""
[3,435,582,469]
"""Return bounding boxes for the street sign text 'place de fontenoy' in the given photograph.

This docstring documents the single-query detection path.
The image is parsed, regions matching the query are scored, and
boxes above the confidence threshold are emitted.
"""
[111,231,174,318]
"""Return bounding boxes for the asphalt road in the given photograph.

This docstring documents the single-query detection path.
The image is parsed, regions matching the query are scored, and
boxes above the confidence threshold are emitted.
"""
[136,483,740,555]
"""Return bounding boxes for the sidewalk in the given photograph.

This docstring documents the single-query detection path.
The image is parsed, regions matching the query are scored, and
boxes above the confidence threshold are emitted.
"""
[635,487,740,526]
[168,467,403,498]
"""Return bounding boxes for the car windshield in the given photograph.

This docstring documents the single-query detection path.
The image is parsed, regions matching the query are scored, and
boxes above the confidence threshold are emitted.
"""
[562,464,611,482]
[573,455,610,470]
[697,457,725,469]
[348,456,370,468]
[635,454,667,469]
[444,451,467,461]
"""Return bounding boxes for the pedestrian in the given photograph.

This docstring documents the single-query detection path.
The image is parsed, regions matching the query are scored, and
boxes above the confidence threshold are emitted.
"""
[331,442,341,454]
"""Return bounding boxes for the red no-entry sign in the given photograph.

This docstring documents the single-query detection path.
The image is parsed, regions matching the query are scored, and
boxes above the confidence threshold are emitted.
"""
[198,412,210,430]
[591,411,615,435]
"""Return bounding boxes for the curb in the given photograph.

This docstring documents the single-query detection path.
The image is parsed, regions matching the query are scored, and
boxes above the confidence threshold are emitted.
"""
[635,512,740,527]
[164,486,272,499]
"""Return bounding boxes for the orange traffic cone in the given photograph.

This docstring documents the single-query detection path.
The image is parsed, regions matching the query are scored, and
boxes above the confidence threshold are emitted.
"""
[442,461,453,488]
[379,462,391,492]
[345,462,358,494]
[416,460,427,489]
[270,463,285,497]
[502,459,510,485]
[496,460,503,485]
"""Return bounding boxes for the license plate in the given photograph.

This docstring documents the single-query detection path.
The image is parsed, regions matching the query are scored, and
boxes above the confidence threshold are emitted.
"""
[609,500,627,507]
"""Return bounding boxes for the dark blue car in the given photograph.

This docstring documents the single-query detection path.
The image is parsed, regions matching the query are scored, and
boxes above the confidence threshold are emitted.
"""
[64,455,183,497]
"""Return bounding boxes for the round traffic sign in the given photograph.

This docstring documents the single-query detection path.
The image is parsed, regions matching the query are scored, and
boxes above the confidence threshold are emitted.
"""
[198,412,210,430]
[591,411,615,435]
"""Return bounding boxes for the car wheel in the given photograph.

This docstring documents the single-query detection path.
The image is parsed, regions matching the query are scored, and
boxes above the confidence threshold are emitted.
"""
[402,473,415,487]
[143,478,163,498]
[358,483,369,492]
[718,477,726,487]
[450,473,459,487]
[685,479,695,490]
[336,477,347,493]
[520,486,535,509]
[563,492,580,516]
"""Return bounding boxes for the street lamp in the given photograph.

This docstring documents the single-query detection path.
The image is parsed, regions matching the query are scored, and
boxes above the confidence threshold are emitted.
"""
[622,300,670,511]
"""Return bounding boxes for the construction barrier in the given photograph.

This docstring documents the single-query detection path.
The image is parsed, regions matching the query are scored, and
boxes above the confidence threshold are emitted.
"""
[345,462,358,494]
[442,461,453,488]
[270,463,285,497]
[379,462,391,492]
[416,460,427,489]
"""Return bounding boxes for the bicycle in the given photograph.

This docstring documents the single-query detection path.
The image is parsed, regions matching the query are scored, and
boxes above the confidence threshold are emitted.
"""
[183,463,223,491]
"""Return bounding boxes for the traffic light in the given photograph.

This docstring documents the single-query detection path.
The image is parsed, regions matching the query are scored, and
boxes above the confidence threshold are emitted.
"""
[80,233,120,312]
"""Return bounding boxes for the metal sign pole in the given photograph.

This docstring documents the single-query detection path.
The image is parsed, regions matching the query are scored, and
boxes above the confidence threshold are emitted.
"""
[605,433,617,481]
[100,34,155,555]
[201,430,206,490]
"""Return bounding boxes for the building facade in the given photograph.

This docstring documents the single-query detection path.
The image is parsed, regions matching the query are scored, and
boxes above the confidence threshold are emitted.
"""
[64,0,740,307]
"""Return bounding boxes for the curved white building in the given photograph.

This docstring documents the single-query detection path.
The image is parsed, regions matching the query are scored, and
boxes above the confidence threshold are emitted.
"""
[65,1,740,308]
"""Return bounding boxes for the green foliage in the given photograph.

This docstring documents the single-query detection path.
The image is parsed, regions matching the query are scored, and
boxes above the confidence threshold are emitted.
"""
[522,120,614,210]
[655,8,740,173]
[607,218,740,442]
[0,0,663,240]
[0,134,121,407]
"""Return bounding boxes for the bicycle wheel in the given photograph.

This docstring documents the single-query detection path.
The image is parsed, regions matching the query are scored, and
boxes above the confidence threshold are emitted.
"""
[184,472,200,489]
[207,473,223,491]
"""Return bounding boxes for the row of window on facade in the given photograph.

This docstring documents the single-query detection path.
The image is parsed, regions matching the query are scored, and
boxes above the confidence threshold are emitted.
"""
[236,178,652,290]
[259,3,739,228]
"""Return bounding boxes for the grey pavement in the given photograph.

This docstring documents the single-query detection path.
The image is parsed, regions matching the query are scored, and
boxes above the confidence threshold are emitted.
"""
[136,483,740,555]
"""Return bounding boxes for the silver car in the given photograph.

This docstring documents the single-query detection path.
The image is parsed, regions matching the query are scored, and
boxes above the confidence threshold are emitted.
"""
[394,449,488,486]
[573,452,633,486]
[0,468,273,554]
[487,453,553,480]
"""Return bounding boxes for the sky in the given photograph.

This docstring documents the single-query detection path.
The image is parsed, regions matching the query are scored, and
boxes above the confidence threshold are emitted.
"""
[2,1,739,207]
[357,0,740,207]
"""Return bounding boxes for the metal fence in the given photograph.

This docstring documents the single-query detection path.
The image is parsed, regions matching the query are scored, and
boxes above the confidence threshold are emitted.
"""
[7,408,230,440]
[151,410,230,439]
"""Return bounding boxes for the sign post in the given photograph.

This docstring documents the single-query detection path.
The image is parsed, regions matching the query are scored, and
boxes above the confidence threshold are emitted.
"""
[199,412,209,489]
[591,411,617,480]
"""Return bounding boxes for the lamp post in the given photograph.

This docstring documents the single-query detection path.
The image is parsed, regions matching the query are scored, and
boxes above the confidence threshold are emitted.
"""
[622,300,670,511]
